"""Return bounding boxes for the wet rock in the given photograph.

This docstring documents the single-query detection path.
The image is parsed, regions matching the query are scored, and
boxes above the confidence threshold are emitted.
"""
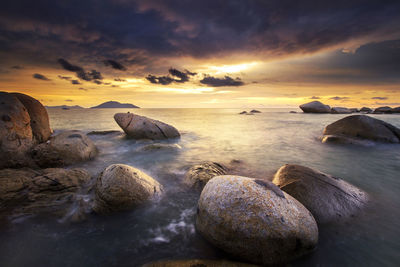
[331,107,352,114]
[349,108,359,113]
[360,107,372,113]
[0,92,34,168]
[142,259,258,267]
[11,92,52,143]
[299,101,331,113]
[273,164,368,224]
[136,143,182,152]
[93,164,163,213]
[184,162,227,190]
[0,168,91,217]
[114,113,180,140]
[31,130,98,167]
[250,109,261,113]
[322,115,400,144]
[373,106,393,114]
[196,175,318,265]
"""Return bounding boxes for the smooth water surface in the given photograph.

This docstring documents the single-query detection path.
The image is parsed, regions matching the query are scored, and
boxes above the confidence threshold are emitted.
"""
[1,108,399,266]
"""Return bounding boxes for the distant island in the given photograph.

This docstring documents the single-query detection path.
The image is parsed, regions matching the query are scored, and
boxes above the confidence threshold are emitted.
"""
[46,105,84,109]
[91,101,140,109]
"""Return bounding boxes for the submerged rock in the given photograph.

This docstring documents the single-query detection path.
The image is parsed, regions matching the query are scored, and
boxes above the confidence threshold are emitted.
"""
[250,109,261,113]
[11,92,52,143]
[136,143,182,152]
[196,175,318,265]
[273,164,368,224]
[142,259,258,267]
[32,130,98,167]
[114,113,180,140]
[0,168,91,217]
[322,115,400,144]
[0,92,34,168]
[239,111,247,114]
[184,162,227,190]
[93,164,163,214]
[299,101,331,113]
[373,106,393,114]
[331,107,352,114]
[290,111,297,113]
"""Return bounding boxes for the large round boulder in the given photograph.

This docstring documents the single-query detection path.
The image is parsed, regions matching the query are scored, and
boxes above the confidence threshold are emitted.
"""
[184,162,227,190]
[114,113,180,140]
[0,168,91,217]
[321,115,400,144]
[0,92,33,168]
[11,92,52,143]
[299,101,331,113]
[31,130,97,167]
[196,175,318,265]
[93,164,163,213]
[273,164,368,224]
[373,106,393,114]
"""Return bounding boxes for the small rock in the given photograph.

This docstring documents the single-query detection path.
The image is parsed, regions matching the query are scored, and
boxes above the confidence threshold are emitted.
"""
[239,111,247,115]
[349,108,359,113]
[114,113,180,140]
[360,107,372,113]
[299,101,331,113]
[290,111,297,113]
[250,109,261,113]
[196,175,318,265]
[273,164,368,224]
[184,162,227,190]
[331,107,352,114]
[93,164,163,214]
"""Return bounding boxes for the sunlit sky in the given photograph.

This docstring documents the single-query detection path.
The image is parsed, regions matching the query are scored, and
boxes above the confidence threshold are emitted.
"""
[1,0,399,108]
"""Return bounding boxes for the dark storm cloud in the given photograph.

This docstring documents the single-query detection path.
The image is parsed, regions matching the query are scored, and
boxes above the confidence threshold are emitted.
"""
[371,97,388,100]
[310,96,320,99]
[200,76,244,87]
[1,0,400,72]
[329,96,349,100]
[58,75,71,80]
[57,58,103,83]
[146,68,197,84]
[104,60,127,71]
[114,78,127,82]
[33,73,50,81]
[11,65,23,69]
[71,80,80,84]
[57,59,83,72]
[65,99,73,102]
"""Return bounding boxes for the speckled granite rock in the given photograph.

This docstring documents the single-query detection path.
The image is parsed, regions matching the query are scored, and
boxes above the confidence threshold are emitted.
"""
[184,162,227,190]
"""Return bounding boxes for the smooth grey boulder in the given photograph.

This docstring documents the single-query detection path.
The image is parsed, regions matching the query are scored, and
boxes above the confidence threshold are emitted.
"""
[373,106,393,114]
[0,92,34,168]
[321,115,400,144]
[0,168,91,217]
[196,175,318,265]
[299,101,331,113]
[11,92,52,143]
[93,164,163,214]
[331,107,351,114]
[273,164,368,224]
[184,162,227,190]
[114,113,180,140]
[31,130,98,167]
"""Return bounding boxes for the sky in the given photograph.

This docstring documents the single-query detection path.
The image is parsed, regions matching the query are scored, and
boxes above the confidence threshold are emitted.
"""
[0,0,400,108]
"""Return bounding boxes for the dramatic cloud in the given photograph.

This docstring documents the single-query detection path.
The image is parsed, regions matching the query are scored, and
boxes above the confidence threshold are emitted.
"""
[57,59,83,72]
[200,75,244,87]
[71,80,80,85]
[11,65,23,69]
[104,60,127,71]
[371,97,388,100]
[310,96,320,99]
[114,78,127,82]
[65,99,73,102]
[146,68,196,85]
[33,73,50,81]
[57,58,103,83]
[329,96,350,101]
[58,75,71,80]
[78,87,88,91]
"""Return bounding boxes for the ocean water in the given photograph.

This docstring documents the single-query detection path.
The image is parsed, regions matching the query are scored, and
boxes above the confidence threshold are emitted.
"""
[1,108,400,266]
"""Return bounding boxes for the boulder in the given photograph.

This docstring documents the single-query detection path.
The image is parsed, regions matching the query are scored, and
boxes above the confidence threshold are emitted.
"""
[299,101,331,113]
[290,111,297,113]
[349,108,359,113]
[136,143,182,152]
[184,162,227,190]
[31,130,97,167]
[143,259,257,267]
[11,92,52,143]
[0,92,34,168]
[360,107,372,113]
[114,113,180,140]
[331,107,352,114]
[273,164,368,224]
[373,106,393,114]
[239,111,247,115]
[0,168,91,217]
[93,164,163,213]
[250,109,261,113]
[196,175,318,265]
[321,115,400,143]
[393,107,400,113]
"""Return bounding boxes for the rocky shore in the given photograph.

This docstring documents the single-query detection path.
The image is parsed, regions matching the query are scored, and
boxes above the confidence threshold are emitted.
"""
[299,100,400,114]
[3,91,399,265]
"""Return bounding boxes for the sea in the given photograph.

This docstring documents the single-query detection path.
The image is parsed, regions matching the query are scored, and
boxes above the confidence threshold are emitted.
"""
[0,108,399,266]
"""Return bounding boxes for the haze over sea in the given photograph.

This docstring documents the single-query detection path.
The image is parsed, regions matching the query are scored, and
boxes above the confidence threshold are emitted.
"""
[1,108,400,266]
